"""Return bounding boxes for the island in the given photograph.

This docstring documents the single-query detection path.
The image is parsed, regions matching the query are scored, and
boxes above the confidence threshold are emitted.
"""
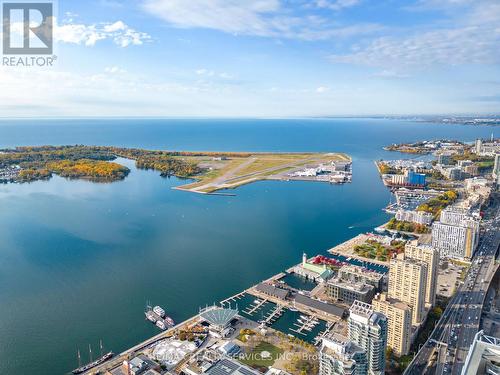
[0,145,352,193]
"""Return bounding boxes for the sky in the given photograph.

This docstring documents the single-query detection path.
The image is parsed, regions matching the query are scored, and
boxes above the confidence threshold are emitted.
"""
[0,0,499,117]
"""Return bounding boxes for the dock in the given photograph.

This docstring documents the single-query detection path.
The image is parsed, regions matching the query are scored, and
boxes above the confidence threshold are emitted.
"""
[220,291,245,305]
[243,298,268,316]
[290,315,319,336]
[261,304,284,325]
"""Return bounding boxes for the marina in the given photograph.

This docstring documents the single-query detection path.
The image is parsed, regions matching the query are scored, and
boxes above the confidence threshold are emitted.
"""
[0,118,494,375]
[328,252,389,274]
[222,292,330,344]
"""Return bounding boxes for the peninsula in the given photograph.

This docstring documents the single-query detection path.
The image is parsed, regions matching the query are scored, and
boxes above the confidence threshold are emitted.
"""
[0,145,351,193]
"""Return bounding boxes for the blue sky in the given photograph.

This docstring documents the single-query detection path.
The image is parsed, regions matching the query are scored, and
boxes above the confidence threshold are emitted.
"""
[1,0,500,117]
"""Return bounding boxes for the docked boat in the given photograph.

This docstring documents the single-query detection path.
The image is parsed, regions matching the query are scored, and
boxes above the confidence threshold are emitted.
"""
[72,342,113,375]
[156,320,167,330]
[72,352,113,374]
[164,316,175,326]
[145,310,158,323]
[153,305,165,318]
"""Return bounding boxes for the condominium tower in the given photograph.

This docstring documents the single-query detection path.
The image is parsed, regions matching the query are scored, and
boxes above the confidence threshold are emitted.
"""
[388,255,427,325]
[348,301,387,375]
[432,207,479,260]
[372,293,412,356]
[404,240,439,307]
[319,334,368,375]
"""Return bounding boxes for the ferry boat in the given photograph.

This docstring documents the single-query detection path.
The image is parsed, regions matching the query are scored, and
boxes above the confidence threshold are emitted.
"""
[156,320,167,330]
[72,342,113,374]
[164,316,175,326]
[153,305,165,318]
[145,310,158,323]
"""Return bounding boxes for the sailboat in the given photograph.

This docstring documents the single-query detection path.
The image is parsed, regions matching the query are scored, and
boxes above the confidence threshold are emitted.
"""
[71,340,113,374]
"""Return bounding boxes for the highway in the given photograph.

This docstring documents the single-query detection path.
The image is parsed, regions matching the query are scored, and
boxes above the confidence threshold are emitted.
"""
[404,195,500,375]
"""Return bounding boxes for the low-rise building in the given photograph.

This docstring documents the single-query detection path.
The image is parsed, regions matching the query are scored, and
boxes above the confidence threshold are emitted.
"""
[338,264,384,291]
[326,278,375,305]
[395,209,433,225]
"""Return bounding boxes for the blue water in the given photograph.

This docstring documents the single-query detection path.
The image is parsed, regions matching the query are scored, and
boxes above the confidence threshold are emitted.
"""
[280,273,318,292]
[0,118,494,374]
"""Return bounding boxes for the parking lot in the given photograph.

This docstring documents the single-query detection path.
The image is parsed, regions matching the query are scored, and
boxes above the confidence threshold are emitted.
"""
[437,260,466,298]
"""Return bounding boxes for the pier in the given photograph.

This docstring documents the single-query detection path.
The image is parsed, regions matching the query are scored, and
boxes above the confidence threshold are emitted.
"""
[243,298,268,316]
[261,304,284,325]
[220,291,245,305]
[290,314,319,336]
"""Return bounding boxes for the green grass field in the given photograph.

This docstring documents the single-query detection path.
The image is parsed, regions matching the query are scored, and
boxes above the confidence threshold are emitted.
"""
[240,341,283,368]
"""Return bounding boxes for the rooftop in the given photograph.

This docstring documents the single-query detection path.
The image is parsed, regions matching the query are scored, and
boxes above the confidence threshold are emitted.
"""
[339,264,384,281]
[328,278,374,294]
[255,283,290,300]
[207,358,261,375]
[321,334,365,362]
[294,294,346,318]
[349,300,373,318]
[200,306,239,328]
[373,293,411,311]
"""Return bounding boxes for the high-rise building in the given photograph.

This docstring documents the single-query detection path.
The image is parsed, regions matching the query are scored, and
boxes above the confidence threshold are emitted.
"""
[461,330,500,375]
[494,154,500,188]
[494,154,500,177]
[475,138,483,154]
[440,207,473,226]
[348,301,387,375]
[319,334,368,375]
[437,152,453,165]
[372,293,412,357]
[432,208,480,260]
[404,240,439,307]
[388,255,427,325]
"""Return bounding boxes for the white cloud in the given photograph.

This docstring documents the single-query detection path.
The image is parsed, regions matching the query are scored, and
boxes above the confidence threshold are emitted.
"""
[103,21,127,32]
[329,1,500,68]
[55,20,151,47]
[195,68,234,79]
[330,26,500,68]
[316,86,330,93]
[315,0,361,11]
[141,0,381,40]
[105,66,127,74]
[372,70,410,79]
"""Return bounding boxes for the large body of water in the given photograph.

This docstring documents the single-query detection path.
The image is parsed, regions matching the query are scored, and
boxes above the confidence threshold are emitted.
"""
[0,118,495,374]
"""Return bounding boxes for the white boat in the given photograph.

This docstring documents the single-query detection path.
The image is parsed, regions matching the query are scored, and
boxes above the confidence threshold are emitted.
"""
[153,306,165,318]
[164,316,175,326]
[156,320,167,330]
[145,310,157,323]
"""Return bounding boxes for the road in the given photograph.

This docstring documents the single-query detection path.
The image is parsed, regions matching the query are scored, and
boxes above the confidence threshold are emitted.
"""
[404,195,500,375]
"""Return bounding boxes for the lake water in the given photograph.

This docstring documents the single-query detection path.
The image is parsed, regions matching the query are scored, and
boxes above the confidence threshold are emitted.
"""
[0,118,495,374]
